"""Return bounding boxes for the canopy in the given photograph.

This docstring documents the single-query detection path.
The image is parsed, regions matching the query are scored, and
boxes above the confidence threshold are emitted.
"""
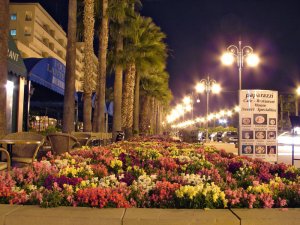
[24,58,66,96]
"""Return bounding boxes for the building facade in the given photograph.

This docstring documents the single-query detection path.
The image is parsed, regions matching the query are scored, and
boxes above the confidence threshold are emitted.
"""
[9,2,97,92]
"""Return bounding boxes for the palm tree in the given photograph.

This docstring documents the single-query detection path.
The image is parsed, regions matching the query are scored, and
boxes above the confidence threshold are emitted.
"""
[139,70,172,134]
[62,0,77,133]
[83,0,95,132]
[132,17,167,135]
[94,0,109,132]
[109,0,139,138]
[121,16,167,137]
[122,62,136,137]
[0,0,9,137]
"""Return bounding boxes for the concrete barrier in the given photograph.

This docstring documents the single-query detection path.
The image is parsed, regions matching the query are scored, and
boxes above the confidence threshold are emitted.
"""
[0,205,125,225]
[0,205,21,225]
[123,208,239,225]
[231,208,300,225]
[0,205,300,225]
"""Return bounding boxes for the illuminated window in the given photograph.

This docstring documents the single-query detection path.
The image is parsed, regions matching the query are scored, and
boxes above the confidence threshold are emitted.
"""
[10,13,17,20]
[10,29,17,36]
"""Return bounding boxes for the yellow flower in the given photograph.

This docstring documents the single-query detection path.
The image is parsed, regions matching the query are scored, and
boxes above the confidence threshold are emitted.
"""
[110,159,123,168]
[212,193,218,202]
[81,180,87,187]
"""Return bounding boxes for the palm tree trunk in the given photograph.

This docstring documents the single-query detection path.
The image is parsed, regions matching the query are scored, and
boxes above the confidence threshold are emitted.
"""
[92,100,98,131]
[156,101,160,134]
[133,72,140,135]
[112,34,123,137]
[150,97,155,134]
[83,93,92,131]
[157,103,161,134]
[95,0,109,132]
[63,0,77,133]
[122,62,135,138]
[83,0,95,132]
[140,95,151,134]
[0,0,9,137]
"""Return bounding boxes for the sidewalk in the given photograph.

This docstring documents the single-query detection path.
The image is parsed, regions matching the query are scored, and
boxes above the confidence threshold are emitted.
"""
[204,142,238,155]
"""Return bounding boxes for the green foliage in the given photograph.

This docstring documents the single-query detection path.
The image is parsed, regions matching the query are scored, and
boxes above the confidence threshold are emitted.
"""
[41,190,65,208]
[198,126,237,135]
[38,126,61,136]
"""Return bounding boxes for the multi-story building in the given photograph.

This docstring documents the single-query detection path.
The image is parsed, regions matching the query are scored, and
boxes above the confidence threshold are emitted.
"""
[9,2,97,92]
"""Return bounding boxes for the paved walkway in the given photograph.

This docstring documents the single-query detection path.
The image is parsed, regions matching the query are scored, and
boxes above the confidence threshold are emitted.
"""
[204,142,238,154]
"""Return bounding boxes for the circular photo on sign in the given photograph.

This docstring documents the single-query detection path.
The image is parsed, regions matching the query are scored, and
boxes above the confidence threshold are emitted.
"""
[242,131,253,139]
[253,114,267,125]
[255,145,266,154]
[267,131,276,139]
[255,131,266,139]
[267,146,276,154]
[242,145,253,154]
[269,118,276,125]
[242,118,251,125]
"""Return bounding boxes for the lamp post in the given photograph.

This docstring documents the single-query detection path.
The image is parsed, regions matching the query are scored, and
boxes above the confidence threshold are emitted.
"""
[195,75,221,142]
[221,41,259,152]
[221,41,260,90]
[183,92,200,121]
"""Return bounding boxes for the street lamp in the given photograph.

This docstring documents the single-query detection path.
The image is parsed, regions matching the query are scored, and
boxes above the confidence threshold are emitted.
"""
[182,93,200,121]
[195,75,221,142]
[221,41,260,90]
[221,41,259,152]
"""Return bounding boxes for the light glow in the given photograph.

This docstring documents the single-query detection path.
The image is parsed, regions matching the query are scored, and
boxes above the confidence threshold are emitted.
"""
[185,104,192,112]
[212,83,221,94]
[234,106,241,112]
[183,96,192,105]
[227,111,233,117]
[297,87,300,95]
[5,81,14,91]
[221,52,234,65]
[195,83,205,93]
[246,54,260,67]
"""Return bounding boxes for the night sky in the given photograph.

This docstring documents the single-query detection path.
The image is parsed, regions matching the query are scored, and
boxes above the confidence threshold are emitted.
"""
[141,0,300,111]
[11,0,300,113]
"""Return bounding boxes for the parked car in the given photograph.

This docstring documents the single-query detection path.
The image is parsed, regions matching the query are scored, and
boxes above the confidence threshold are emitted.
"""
[217,132,223,142]
[222,131,238,144]
[210,132,223,142]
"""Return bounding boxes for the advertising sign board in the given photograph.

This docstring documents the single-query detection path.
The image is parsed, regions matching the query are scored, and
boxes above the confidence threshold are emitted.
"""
[239,90,278,163]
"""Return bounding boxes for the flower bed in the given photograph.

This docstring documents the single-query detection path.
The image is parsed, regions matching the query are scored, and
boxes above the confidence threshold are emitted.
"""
[0,137,299,208]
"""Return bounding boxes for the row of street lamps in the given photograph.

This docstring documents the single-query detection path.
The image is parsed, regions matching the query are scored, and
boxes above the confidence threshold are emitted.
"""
[168,41,300,144]
[167,41,261,142]
[195,76,221,141]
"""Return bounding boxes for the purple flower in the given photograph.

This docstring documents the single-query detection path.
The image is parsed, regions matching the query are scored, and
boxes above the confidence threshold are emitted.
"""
[120,172,135,185]
[228,161,243,174]
[43,175,82,190]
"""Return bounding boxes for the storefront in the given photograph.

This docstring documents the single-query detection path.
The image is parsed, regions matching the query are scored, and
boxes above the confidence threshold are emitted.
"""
[7,35,27,132]
[24,58,78,131]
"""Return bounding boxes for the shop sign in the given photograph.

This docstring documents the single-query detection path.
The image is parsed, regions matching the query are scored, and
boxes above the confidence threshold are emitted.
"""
[239,90,278,163]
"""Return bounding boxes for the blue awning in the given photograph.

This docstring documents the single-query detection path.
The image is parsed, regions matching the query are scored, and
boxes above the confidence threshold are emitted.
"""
[24,57,77,100]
